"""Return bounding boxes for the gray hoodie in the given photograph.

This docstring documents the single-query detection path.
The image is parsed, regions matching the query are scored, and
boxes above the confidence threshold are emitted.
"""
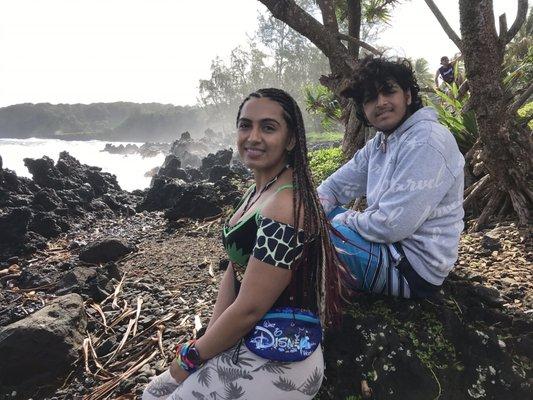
[317,107,465,285]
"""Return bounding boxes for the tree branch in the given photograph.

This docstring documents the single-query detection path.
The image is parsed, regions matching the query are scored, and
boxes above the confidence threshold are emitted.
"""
[503,0,529,44]
[346,0,362,58]
[258,0,354,75]
[337,33,382,56]
[508,82,533,115]
[498,13,508,42]
[317,0,339,34]
[423,0,462,49]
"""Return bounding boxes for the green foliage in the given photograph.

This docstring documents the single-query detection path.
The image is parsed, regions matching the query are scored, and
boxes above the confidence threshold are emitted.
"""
[429,83,478,154]
[504,7,533,90]
[517,101,533,130]
[308,147,344,184]
[0,102,204,141]
[430,14,532,154]
[198,10,329,133]
[336,0,400,26]
[363,0,399,24]
[305,84,343,131]
[503,8,533,130]
[411,57,434,89]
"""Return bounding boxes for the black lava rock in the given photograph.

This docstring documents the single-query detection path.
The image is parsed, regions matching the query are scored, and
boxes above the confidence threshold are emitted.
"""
[79,238,134,264]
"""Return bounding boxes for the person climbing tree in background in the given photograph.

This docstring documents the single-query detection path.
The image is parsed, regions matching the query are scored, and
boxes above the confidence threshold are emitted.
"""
[434,53,463,91]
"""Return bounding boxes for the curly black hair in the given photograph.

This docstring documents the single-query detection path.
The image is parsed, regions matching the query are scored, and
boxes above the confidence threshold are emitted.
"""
[341,56,424,126]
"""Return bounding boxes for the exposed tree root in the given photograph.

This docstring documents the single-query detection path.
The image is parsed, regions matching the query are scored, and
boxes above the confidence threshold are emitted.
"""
[470,189,505,232]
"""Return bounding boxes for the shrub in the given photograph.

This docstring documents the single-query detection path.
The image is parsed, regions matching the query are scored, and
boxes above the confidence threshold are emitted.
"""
[517,101,533,130]
[429,83,478,155]
[308,147,344,185]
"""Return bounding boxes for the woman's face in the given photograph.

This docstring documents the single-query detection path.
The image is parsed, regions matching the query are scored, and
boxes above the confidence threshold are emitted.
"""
[236,97,295,173]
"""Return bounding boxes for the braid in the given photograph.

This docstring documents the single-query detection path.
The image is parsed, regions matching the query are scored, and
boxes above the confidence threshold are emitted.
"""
[237,88,345,326]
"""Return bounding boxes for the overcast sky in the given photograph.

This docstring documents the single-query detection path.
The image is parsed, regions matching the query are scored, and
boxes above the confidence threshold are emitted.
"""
[0,0,519,108]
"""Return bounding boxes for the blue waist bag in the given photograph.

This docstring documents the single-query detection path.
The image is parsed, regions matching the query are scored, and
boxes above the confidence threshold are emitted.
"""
[244,307,322,362]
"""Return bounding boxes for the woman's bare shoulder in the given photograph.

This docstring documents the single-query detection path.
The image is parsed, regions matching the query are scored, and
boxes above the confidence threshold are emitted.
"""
[260,186,304,227]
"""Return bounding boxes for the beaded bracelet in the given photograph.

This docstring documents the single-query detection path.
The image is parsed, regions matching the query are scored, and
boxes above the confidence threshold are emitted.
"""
[175,339,204,373]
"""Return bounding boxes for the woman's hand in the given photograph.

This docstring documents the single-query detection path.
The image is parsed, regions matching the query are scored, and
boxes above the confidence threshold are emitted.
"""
[169,359,190,383]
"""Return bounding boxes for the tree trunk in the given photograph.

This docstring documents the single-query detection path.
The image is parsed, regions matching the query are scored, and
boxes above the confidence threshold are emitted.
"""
[459,0,532,230]
[258,0,378,158]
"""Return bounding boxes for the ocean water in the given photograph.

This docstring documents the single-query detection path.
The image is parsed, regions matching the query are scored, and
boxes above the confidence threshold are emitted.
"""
[0,138,166,192]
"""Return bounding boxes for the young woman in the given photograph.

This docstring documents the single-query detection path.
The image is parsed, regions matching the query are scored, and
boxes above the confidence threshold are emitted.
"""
[143,88,345,400]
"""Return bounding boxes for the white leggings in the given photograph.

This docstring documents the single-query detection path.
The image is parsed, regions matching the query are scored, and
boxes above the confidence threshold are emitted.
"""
[143,343,324,400]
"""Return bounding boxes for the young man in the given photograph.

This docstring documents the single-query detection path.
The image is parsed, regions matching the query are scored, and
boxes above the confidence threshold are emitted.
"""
[435,56,455,88]
[318,56,465,298]
[434,53,463,90]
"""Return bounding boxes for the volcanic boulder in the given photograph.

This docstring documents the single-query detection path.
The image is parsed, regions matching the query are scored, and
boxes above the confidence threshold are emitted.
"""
[157,155,189,181]
[79,237,135,264]
[164,183,222,220]
[0,207,33,244]
[200,149,233,173]
[0,294,86,390]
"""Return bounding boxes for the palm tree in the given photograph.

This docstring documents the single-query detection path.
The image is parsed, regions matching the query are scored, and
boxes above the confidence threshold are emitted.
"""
[412,57,434,89]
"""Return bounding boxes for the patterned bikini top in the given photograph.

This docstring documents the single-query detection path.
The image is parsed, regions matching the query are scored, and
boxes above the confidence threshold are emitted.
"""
[222,184,319,311]
[221,183,304,281]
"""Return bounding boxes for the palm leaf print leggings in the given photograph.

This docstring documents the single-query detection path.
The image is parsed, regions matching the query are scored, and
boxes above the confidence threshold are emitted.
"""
[143,343,324,400]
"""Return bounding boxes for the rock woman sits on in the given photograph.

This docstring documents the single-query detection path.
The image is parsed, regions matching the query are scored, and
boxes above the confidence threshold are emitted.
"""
[143,88,346,400]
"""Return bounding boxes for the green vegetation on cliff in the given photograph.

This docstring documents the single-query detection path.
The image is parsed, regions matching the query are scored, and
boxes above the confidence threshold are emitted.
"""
[0,102,210,142]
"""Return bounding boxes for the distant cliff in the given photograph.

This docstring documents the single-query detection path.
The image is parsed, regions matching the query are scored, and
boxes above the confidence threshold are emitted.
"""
[0,102,210,142]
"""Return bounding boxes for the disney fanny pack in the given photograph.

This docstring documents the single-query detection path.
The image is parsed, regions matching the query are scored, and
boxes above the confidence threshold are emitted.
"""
[244,307,322,362]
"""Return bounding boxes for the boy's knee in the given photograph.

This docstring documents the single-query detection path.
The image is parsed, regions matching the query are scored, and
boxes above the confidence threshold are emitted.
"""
[327,205,348,220]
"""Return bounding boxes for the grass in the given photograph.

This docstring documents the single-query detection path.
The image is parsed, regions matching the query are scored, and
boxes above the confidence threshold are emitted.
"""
[306,131,343,143]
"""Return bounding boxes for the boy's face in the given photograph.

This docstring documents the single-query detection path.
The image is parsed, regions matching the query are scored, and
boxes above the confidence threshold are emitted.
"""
[362,80,412,133]
[441,57,450,67]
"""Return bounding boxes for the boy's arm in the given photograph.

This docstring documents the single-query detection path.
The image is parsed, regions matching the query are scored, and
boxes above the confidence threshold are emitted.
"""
[317,143,370,215]
[341,143,462,243]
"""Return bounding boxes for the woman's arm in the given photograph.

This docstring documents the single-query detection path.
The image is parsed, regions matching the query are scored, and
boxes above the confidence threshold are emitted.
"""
[195,188,299,360]
[170,259,291,383]
[195,259,291,359]
[207,263,237,330]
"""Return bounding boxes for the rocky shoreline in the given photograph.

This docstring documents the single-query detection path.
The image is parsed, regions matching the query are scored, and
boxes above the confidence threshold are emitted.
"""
[0,130,249,262]
[0,141,531,399]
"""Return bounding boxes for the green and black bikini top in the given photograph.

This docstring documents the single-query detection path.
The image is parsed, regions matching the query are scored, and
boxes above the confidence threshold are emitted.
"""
[222,181,316,311]
[221,183,295,272]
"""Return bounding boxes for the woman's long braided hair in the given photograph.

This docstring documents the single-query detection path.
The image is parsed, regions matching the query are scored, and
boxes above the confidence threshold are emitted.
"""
[236,88,345,326]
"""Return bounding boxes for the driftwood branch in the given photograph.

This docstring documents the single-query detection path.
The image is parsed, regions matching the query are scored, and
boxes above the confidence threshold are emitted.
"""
[423,0,462,49]
[337,33,382,56]
[504,0,529,44]
[508,82,533,115]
